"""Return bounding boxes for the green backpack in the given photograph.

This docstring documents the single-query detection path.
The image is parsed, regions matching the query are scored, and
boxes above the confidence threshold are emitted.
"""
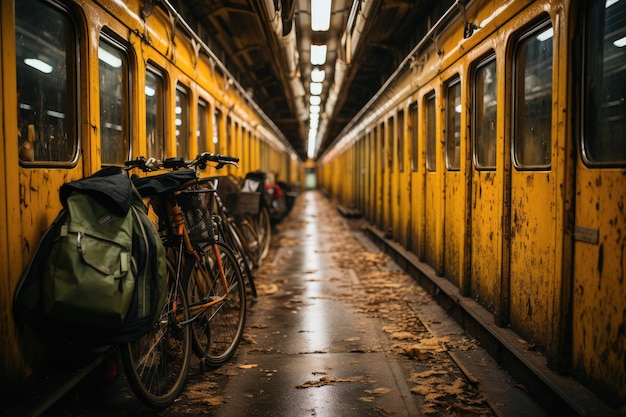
[13,167,167,344]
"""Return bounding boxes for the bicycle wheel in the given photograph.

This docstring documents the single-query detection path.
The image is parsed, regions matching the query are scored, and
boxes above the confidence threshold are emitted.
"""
[255,206,271,261]
[223,217,258,298]
[187,242,246,368]
[121,259,192,409]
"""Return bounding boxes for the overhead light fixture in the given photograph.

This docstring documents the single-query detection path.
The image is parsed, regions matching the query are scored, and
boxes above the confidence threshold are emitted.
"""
[311,45,327,65]
[311,68,326,82]
[98,46,122,68]
[310,82,323,95]
[536,27,553,42]
[311,0,331,31]
[24,58,53,74]
[308,130,316,159]
[145,86,156,96]
[310,105,320,113]
[614,36,626,47]
[310,96,321,105]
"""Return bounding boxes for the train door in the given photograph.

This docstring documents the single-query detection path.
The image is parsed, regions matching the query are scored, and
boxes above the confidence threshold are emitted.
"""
[506,20,557,347]
[384,119,394,237]
[572,0,626,402]
[408,102,424,259]
[397,109,411,248]
[424,92,443,274]
[375,125,385,230]
[468,55,501,311]
[443,77,463,287]
[389,114,402,241]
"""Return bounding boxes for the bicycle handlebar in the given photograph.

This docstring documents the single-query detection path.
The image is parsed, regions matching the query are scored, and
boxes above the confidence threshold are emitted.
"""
[125,152,239,172]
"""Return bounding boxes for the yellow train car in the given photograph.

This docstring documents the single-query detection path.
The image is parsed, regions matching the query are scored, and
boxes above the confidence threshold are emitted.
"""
[318,0,626,408]
[0,0,301,388]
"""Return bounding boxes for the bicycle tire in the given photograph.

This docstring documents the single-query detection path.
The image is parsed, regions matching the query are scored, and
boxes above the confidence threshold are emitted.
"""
[187,242,246,368]
[223,217,258,298]
[256,206,271,261]
[120,259,192,410]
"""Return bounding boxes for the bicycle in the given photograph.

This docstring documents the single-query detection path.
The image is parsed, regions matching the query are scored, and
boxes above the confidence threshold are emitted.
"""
[120,152,246,408]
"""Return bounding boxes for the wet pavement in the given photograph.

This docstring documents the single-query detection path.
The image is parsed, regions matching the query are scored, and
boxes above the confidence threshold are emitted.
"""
[25,190,548,417]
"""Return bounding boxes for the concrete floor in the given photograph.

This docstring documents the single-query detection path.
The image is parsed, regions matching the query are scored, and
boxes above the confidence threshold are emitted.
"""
[10,190,550,417]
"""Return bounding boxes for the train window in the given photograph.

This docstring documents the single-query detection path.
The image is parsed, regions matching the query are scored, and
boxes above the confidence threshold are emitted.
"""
[446,79,461,170]
[175,84,190,159]
[146,65,165,160]
[99,37,130,165]
[426,93,437,172]
[513,21,553,170]
[473,56,497,170]
[409,103,418,172]
[388,117,395,173]
[582,0,626,166]
[213,108,221,153]
[379,124,385,174]
[16,0,78,164]
[197,99,208,153]
[398,110,405,173]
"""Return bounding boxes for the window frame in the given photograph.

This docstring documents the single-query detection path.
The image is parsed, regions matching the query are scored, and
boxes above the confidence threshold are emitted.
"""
[580,0,626,167]
[445,77,462,171]
[99,33,132,166]
[472,54,497,171]
[425,92,437,172]
[145,63,166,160]
[16,0,80,167]
[511,18,554,171]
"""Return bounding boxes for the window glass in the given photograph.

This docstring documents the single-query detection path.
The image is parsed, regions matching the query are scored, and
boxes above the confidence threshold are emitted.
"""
[426,93,437,172]
[410,103,418,172]
[145,66,165,159]
[474,57,497,169]
[378,125,385,173]
[583,0,626,165]
[398,110,405,173]
[213,108,221,153]
[446,79,461,170]
[197,99,208,153]
[16,0,77,164]
[175,85,189,159]
[388,117,395,173]
[513,22,553,169]
[99,38,130,165]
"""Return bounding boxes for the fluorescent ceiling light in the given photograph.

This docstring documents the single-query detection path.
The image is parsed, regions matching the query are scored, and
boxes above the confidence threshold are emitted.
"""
[310,112,320,121]
[536,27,553,42]
[98,47,122,68]
[145,86,156,96]
[614,36,626,47]
[311,45,327,65]
[308,133,316,159]
[310,95,321,105]
[310,82,323,95]
[24,58,52,74]
[310,105,320,113]
[311,0,331,31]
[311,68,326,82]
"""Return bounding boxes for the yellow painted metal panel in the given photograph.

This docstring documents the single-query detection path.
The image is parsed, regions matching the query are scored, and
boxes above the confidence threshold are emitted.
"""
[470,171,502,313]
[444,171,463,287]
[509,170,557,347]
[572,167,626,402]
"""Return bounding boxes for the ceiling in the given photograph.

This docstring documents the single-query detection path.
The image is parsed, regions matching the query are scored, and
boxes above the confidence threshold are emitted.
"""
[169,0,444,160]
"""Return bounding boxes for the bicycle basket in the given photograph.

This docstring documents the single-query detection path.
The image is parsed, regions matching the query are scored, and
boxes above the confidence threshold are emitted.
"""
[232,191,261,215]
[176,189,217,243]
